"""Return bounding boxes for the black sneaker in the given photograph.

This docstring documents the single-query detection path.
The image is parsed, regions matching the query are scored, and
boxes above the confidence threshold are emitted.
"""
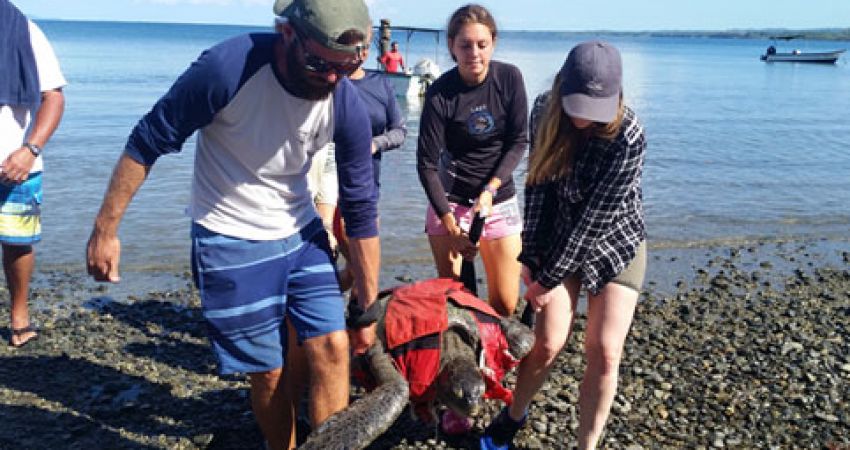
[480,407,526,450]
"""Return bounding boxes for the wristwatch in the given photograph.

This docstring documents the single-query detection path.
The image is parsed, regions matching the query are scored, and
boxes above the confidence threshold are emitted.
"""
[23,143,42,157]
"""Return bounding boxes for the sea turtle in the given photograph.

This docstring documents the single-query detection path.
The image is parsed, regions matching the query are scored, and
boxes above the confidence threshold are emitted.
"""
[300,278,535,450]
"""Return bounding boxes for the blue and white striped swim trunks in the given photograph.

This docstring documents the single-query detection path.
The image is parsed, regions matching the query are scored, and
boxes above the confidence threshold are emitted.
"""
[0,172,42,246]
[191,218,345,375]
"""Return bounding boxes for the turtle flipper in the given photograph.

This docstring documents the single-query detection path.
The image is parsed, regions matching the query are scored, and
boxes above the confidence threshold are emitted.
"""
[300,342,409,450]
[499,317,535,360]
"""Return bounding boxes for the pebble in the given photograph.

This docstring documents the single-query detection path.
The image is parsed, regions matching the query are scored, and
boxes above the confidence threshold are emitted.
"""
[531,421,547,434]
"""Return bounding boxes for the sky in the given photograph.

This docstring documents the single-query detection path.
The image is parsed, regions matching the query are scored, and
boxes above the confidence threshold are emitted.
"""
[12,0,850,32]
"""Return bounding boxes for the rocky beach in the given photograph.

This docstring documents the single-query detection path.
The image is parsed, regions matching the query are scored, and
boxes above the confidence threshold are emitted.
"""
[1,238,848,449]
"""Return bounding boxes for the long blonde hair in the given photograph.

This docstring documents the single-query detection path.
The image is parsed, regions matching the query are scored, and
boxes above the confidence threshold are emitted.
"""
[527,74,624,186]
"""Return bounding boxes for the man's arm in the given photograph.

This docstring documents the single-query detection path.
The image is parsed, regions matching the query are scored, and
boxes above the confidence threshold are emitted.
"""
[27,89,65,149]
[86,153,151,282]
[85,37,241,282]
[333,79,381,352]
[346,236,380,309]
[347,235,379,354]
[1,88,65,184]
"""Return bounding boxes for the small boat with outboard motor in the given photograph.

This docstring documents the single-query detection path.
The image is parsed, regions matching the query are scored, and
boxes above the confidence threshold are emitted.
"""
[760,35,845,64]
[366,19,441,99]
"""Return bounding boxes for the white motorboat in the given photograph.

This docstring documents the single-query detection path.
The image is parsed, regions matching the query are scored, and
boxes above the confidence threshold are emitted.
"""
[366,21,442,100]
[760,35,845,64]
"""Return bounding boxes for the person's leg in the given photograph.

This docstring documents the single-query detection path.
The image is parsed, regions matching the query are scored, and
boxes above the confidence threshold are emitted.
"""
[577,282,639,449]
[302,329,350,425]
[425,203,469,279]
[279,319,308,449]
[285,221,350,426]
[4,244,36,346]
[249,328,316,450]
[479,234,522,316]
[190,222,292,449]
[1,174,42,347]
[508,276,580,420]
[427,234,463,278]
[248,368,288,450]
[483,277,580,449]
[478,196,523,315]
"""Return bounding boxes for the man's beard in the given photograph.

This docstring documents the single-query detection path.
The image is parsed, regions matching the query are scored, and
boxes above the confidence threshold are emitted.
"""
[285,47,336,100]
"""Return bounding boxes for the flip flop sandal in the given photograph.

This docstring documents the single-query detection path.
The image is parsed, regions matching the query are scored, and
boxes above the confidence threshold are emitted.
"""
[9,325,39,348]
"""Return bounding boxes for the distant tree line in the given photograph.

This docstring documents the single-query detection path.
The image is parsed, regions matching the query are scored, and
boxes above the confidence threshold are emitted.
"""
[662,28,850,41]
[508,28,850,42]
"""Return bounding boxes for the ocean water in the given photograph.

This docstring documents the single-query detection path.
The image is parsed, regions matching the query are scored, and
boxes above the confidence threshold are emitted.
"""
[32,20,850,282]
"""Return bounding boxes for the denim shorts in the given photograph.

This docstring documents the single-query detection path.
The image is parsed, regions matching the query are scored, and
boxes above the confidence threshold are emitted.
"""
[191,219,344,375]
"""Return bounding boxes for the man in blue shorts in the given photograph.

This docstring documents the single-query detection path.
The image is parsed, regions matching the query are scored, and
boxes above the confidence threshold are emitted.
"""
[85,0,381,448]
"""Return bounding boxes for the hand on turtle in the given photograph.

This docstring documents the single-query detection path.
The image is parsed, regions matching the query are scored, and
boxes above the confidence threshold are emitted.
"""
[444,218,477,260]
[457,235,478,260]
[350,322,378,355]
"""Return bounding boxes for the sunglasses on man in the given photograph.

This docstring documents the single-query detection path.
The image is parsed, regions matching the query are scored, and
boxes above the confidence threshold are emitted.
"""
[293,28,364,76]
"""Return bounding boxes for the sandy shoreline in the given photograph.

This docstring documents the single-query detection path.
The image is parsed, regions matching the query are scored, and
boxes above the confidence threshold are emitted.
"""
[1,237,848,448]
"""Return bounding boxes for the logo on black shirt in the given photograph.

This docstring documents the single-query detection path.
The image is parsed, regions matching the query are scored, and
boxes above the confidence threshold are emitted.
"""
[467,110,495,135]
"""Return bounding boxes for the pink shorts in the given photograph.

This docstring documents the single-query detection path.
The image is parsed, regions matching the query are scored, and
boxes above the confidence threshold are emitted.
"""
[425,196,522,240]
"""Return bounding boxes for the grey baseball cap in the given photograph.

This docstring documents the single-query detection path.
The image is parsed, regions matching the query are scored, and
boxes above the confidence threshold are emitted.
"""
[273,0,371,55]
[558,41,622,123]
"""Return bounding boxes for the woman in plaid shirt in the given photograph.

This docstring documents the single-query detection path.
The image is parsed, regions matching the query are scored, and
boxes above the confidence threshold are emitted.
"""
[482,41,647,450]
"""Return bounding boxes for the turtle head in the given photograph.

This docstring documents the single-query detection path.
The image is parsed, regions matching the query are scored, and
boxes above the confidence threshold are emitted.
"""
[436,356,486,417]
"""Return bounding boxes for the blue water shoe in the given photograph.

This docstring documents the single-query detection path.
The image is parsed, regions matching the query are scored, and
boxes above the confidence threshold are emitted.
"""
[480,407,526,450]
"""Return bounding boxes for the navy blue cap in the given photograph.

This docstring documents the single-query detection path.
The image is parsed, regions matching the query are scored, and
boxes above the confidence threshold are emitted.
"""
[559,41,622,122]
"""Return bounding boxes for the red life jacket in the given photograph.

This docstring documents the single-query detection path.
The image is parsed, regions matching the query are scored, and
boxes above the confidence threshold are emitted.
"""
[377,278,521,421]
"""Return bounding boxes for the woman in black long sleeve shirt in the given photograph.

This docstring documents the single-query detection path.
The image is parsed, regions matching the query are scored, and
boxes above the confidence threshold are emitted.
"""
[416,4,528,317]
